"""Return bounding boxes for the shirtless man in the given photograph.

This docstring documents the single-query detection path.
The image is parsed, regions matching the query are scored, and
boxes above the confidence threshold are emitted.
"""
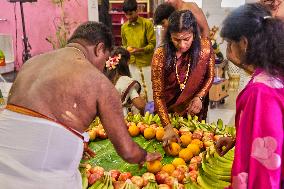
[165,0,210,37]
[0,22,160,189]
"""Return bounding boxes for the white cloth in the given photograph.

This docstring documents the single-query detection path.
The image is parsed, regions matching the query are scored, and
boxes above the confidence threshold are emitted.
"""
[0,109,83,189]
[115,76,140,116]
[129,64,153,102]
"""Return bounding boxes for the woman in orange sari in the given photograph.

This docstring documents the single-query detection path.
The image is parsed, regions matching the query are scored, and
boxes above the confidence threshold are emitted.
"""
[151,10,215,142]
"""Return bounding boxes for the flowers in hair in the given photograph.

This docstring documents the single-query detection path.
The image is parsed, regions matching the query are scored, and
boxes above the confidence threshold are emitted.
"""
[106,54,121,70]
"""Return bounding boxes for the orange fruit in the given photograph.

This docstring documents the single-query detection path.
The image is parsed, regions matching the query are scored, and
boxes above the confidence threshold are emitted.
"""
[156,127,165,141]
[191,139,203,148]
[146,160,162,173]
[172,158,186,168]
[180,134,192,147]
[179,148,194,162]
[187,144,200,156]
[161,164,175,175]
[88,129,96,141]
[128,125,140,137]
[144,127,156,139]
[165,142,181,156]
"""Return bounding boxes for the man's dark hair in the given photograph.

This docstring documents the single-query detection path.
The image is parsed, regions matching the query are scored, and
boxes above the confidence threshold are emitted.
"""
[164,10,201,72]
[154,3,175,25]
[221,3,284,76]
[68,21,113,51]
[122,0,137,12]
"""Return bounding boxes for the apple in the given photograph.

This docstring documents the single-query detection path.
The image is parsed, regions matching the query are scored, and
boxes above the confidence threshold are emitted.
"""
[114,181,125,189]
[171,169,185,183]
[155,171,169,184]
[89,166,104,174]
[131,176,144,188]
[118,172,132,181]
[88,173,102,185]
[164,176,175,188]
[110,170,121,181]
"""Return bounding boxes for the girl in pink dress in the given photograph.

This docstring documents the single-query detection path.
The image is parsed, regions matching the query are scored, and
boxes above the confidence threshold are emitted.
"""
[216,3,284,188]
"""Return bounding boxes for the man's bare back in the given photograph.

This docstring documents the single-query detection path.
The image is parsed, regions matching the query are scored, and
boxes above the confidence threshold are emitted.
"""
[8,47,121,133]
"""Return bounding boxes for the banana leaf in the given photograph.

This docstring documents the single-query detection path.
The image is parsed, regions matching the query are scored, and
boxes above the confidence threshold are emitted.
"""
[85,136,174,176]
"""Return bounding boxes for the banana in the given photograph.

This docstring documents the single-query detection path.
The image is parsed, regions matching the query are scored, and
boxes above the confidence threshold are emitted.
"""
[198,169,230,189]
[81,174,88,189]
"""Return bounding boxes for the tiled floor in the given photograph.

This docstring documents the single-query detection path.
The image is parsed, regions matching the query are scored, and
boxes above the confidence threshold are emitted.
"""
[208,90,239,126]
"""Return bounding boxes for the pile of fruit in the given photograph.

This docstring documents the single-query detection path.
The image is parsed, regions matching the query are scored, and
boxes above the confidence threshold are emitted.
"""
[80,113,235,189]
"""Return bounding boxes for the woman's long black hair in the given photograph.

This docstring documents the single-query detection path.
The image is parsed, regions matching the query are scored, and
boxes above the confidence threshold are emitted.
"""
[164,10,201,73]
[221,3,284,77]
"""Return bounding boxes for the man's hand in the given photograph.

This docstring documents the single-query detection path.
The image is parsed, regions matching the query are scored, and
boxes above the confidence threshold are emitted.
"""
[83,142,96,158]
[162,124,180,147]
[139,152,162,168]
[127,46,143,54]
[215,137,235,156]
[187,97,202,116]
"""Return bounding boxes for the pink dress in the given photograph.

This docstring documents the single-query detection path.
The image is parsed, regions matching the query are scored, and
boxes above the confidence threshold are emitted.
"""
[231,69,284,189]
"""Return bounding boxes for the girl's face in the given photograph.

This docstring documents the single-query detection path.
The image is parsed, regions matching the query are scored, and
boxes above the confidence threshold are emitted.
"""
[225,39,245,66]
[171,31,194,53]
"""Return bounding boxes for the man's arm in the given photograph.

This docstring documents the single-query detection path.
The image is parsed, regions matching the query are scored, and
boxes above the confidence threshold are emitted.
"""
[96,78,147,164]
[143,20,156,53]
[185,2,210,38]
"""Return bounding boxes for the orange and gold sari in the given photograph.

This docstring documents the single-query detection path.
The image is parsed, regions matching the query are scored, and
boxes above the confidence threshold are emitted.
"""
[151,37,215,126]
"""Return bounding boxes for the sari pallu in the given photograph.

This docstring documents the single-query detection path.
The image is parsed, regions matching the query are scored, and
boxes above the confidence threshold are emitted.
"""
[152,37,215,126]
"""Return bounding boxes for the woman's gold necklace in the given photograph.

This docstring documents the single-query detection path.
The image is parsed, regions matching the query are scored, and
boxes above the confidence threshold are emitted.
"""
[174,56,190,91]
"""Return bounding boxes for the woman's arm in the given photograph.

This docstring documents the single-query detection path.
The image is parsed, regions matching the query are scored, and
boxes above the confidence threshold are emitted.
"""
[151,48,170,126]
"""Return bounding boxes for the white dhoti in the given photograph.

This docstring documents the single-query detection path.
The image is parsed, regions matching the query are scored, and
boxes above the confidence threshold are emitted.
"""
[0,109,84,189]
[129,64,153,102]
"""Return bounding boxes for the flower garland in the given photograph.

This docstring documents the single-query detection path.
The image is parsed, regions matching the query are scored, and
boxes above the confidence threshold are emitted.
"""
[106,54,121,70]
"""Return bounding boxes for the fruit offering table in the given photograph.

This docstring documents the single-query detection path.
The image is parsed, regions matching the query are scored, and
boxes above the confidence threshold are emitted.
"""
[80,113,235,189]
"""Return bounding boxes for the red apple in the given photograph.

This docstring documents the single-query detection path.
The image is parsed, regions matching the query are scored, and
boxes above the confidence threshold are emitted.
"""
[131,176,144,188]
[189,170,198,182]
[164,176,175,187]
[114,181,125,189]
[118,172,132,181]
[179,127,191,136]
[188,163,198,171]
[110,170,121,181]
[171,169,185,183]
[176,165,188,174]
[155,171,169,184]
[89,166,104,176]
[88,173,102,185]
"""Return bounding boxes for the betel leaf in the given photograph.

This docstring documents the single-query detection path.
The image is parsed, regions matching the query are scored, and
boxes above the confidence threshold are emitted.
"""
[86,136,172,176]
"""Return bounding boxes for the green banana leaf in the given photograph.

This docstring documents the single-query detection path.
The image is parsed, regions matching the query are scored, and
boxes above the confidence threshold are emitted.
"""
[85,136,174,176]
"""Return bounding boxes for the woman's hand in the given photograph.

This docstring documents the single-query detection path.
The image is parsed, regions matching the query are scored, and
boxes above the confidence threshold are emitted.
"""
[162,124,180,147]
[215,137,236,156]
[187,97,202,116]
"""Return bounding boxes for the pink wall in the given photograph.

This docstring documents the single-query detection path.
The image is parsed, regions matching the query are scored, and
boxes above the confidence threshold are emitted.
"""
[0,0,88,69]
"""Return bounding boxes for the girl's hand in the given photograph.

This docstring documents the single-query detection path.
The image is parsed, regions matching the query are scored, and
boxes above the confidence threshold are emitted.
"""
[215,137,235,156]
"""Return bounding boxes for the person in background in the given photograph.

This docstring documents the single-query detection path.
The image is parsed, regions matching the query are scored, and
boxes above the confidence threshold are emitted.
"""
[105,47,146,116]
[121,0,156,102]
[0,21,160,189]
[215,3,284,188]
[152,10,214,145]
[154,2,176,28]
[260,0,284,19]
[165,0,210,38]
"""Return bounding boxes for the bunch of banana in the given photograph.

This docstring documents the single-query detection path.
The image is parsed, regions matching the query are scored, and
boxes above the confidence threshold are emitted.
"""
[184,180,201,189]
[197,149,234,189]
[121,179,137,189]
[89,172,113,189]
[142,179,158,189]
[82,172,88,189]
